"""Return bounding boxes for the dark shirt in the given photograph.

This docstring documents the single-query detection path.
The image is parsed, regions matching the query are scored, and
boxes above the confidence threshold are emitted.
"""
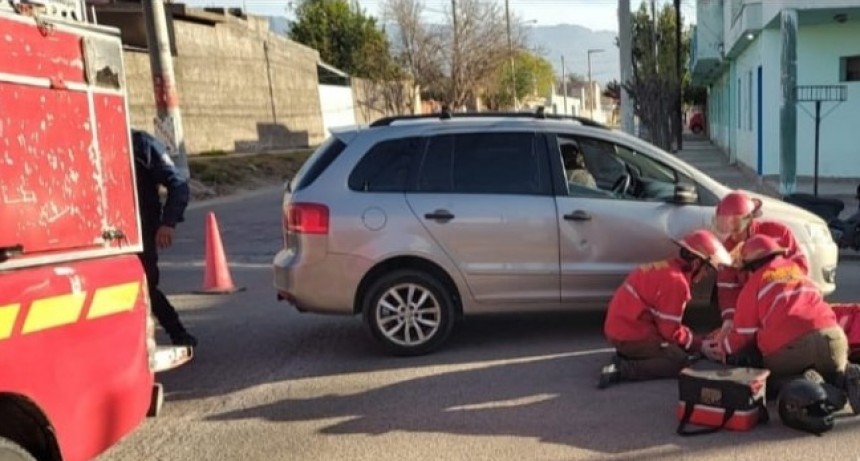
[131,130,189,236]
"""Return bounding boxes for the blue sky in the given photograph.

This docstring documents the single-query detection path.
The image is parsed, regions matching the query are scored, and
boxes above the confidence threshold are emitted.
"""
[181,0,697,33]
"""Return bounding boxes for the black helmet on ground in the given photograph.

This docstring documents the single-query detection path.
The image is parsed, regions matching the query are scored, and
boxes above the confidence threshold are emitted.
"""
[778,378,836,435]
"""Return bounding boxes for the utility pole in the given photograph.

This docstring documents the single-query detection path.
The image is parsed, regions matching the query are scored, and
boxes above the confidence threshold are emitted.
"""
[675,0,683,150]
[505,0,517,110]
[450,0,458,110]
[587,49,604,119]
[562,54,568,115]
[142,0,189,179]
[619,0,634,134]
[651,0,658,75]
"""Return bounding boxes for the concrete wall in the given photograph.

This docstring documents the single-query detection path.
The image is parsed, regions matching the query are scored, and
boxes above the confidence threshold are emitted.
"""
[351,78,413,125]
[794,21,860,177]
[125,15,326,153]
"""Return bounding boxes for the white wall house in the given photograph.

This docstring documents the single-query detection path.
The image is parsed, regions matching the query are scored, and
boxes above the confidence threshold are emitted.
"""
[691,0,860,192]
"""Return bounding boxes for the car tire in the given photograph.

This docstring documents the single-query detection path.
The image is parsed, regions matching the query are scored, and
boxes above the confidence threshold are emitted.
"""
[0,437,36,461]
[691,125,703,135]
[363,269,455,356]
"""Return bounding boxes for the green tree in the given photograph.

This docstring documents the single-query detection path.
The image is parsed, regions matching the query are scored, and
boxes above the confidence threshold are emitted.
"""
[289,0,399,79]
[626,3,685,150]
[485,51,556,109]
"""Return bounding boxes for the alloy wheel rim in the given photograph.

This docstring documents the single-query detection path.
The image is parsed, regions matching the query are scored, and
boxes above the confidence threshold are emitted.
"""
[375,283,441,347]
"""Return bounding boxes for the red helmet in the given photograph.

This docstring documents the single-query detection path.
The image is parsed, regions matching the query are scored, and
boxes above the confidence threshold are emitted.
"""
[674,229,732,268]
[713,191,763,237]
[740,234,788,267]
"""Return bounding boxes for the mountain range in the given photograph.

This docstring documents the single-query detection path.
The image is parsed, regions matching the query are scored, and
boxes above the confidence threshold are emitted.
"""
[526,24,619,85]
[268,18,620,85]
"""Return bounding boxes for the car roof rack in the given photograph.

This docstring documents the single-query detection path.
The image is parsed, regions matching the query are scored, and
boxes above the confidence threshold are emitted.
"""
[369,107,609,129]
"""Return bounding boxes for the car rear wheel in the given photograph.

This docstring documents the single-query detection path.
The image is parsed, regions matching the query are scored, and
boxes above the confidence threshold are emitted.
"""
[691,124,703,134]
[363,269,455,356]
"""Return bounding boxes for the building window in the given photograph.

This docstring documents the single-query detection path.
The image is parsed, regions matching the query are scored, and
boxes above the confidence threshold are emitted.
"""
[841,56,860,82]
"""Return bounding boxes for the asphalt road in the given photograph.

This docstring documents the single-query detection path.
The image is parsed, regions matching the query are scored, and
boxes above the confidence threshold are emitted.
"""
[99,187,860,461]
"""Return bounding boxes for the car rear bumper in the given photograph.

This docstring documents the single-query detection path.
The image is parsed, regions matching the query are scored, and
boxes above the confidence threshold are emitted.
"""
[273,248,364,314]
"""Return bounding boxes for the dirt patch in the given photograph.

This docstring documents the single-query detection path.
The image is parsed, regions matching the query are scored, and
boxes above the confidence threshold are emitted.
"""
[187,150,313,201]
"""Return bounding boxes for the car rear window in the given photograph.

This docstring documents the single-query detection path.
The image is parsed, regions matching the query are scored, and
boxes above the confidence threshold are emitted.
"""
[293,137,347,191]
[348,137,424,192]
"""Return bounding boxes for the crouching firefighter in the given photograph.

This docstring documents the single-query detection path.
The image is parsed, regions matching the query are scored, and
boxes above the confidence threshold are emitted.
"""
[704,234,860,413]
[711,191,808,342]
[598,229,732,389]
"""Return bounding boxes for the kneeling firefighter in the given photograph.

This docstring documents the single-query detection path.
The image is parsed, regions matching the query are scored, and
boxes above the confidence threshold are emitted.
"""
[599,229,732,389]
[704,234,860,413]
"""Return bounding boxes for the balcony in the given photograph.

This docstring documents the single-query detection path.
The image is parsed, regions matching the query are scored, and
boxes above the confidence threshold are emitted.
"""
[690,0,724,85]
[725,0,762,59]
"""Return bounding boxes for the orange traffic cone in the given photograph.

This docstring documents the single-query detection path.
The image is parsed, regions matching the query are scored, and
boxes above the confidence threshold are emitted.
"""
[196,212,244,294]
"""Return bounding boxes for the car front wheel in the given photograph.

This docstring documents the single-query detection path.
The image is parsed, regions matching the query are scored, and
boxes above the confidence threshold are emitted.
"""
[363,269,455,356]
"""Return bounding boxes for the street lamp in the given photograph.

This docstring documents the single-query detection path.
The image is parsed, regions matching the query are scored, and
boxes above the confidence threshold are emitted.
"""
[587,48,604,119]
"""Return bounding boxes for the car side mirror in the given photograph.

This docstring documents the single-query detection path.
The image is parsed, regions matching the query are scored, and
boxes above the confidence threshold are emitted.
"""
[673,183,698,205]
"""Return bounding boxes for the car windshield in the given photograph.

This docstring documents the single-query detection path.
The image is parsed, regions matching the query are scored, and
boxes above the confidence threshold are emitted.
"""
[613,145,677,184]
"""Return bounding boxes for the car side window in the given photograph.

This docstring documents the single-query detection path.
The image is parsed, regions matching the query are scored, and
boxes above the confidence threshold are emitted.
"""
[569,136,687,202]
[348,137,424,192]
[418,132,549,195]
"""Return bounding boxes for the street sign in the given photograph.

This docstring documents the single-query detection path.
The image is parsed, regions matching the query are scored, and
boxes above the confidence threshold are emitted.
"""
[794,85,847,196]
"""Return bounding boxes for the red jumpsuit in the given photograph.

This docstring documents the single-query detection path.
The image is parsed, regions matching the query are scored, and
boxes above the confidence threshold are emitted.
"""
[722,256,845,377]
[716,220,808,321]
[605,258,697,351]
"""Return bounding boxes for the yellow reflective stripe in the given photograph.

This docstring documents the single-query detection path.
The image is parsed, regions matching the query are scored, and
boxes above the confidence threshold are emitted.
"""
[87,282,140,319]
[22,293,86,334]
[0,304,21,339]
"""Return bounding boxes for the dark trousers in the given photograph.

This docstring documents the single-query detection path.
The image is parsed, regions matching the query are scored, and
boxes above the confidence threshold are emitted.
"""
[139,236,184,336]
[612,339,690,381]
[728,327,849,400]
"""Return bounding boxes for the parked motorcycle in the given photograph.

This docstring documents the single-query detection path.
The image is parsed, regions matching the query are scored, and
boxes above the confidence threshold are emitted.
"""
[783,184,860,251]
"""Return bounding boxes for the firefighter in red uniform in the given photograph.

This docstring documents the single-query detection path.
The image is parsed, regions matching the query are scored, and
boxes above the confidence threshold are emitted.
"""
[706,234,860,413]
[711,191,808,342]
[598,229,732,389]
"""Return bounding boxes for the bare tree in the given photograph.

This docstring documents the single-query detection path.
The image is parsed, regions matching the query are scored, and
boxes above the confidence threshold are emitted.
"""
[383,0,445,102]
[384,0,524,110]
[446,0,516,108]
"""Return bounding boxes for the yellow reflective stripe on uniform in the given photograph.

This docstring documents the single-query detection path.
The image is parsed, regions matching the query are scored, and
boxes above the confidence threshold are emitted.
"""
[22,293,87,334]
[87,282,140,319]
[0,304,21,339]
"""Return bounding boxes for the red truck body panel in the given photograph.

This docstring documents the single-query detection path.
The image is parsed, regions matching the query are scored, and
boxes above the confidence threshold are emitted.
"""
[0,19,87,84]
[1,9,155,461]
[0,256,152,461]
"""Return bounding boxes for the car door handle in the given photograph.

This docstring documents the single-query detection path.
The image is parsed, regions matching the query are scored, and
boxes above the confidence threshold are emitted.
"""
[563,210,592,221]
[424,209,455,221]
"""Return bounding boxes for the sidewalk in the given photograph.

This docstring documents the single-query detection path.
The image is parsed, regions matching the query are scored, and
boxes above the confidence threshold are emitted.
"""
[676,135,859,213]
[675,135,859,260]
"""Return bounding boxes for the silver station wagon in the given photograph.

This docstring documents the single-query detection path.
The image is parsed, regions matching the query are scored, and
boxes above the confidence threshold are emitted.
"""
[273,112,838,355]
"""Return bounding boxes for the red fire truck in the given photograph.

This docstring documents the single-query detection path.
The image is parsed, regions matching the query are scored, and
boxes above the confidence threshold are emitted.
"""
[0,1,190,460]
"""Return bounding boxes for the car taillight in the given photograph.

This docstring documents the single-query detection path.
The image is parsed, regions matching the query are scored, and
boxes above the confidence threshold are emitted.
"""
[286,203,329,234]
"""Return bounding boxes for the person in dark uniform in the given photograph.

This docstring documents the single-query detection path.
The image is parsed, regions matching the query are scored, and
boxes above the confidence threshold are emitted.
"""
[131,129,197,347]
